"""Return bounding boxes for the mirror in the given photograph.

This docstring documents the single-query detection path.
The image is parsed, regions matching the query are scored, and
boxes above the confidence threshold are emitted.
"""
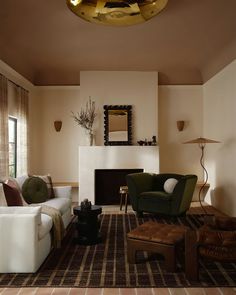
[104,105,132,145]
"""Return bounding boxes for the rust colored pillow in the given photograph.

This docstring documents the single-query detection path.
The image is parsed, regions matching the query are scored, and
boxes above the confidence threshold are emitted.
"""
[2,182,23,206]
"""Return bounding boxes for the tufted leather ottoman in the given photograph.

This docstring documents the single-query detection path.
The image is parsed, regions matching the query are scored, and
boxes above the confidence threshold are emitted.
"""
[127,221,187,271]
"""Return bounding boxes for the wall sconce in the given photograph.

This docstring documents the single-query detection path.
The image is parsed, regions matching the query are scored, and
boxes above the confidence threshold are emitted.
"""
[177,120,185,132]
[54,121,62,132]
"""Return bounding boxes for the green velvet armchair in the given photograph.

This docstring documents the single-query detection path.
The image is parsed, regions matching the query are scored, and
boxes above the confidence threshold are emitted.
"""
[126,173,198,216]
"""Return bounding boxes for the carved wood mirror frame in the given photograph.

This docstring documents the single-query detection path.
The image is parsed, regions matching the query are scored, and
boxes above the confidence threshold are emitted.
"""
[104,105,132,145]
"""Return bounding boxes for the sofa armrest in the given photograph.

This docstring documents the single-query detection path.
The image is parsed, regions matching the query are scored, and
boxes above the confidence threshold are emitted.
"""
[0,206,42,273]
[0,206,41,224]
[53,186,72,199]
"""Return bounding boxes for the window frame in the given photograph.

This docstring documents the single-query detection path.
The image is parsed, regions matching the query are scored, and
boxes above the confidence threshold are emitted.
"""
[8,116,17,178]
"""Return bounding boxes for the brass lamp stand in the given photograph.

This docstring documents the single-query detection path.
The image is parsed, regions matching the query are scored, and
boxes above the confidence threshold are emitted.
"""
[183,137,220,214]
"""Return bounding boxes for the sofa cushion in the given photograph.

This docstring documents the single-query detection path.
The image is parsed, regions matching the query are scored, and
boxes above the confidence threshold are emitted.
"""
[6,178,28,206]
[139,191,172,214]
[22,177,49,204]
[39,213,53,240]
[30,174,55,199]
[15,175,29,191]
[0,184,7,206]
[2,182,23,206]
[42,198,71,215]
[140,191,172,200]
[164,178,178,194]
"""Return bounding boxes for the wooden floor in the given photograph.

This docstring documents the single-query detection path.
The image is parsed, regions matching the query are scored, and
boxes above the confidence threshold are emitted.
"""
[0,287,236,295]
[1,203,235,295]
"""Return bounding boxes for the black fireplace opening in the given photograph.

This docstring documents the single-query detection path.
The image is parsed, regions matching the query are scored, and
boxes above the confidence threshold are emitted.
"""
[95,168,143,205]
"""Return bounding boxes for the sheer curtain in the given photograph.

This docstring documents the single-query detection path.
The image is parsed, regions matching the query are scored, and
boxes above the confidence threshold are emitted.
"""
[16,87,29,176]
[0,74,9,179]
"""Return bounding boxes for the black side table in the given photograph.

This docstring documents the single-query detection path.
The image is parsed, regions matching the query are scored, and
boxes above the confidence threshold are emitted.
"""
[73,205,102,245]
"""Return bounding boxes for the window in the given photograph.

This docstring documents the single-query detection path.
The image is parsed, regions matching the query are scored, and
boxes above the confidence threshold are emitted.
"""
[8,117,17,177]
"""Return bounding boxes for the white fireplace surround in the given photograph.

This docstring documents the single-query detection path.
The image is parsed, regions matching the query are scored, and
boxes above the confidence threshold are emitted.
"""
[78,146,159,204]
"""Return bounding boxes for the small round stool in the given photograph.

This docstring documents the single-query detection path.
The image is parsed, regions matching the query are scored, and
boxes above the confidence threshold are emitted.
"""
[119,185,129,213]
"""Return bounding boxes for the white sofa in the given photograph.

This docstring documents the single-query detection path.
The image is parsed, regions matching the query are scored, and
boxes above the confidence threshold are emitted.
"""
[0,183,72,273]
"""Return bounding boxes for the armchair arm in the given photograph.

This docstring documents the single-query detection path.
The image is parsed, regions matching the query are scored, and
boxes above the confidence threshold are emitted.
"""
[171,174,197,214]
[173,175,197,195]
[204,215,236,231]
[197,225,236,247]
[0,206,41,273]
[126,173,154,210]
[53,186,72,199]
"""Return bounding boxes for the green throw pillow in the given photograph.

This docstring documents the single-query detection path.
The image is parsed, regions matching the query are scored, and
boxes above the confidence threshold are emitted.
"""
[22,176,49,204]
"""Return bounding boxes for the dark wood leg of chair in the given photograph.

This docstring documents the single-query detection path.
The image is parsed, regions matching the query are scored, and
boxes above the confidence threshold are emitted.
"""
[179,211,186,217]
[127,239,136,263]
[164,247,175,272]
[136,211,143,218]
[125,194,128,213]
[185,229,198,281]
[120,194,123,211]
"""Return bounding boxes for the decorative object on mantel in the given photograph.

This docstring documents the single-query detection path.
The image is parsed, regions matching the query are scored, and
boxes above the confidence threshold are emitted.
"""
[152,135,157,145]
[138,140,144,146]
[71,98,97,146]
[183,137,220,214]
[54,120,62,132]
[137,135,157,146]
[177,120,185,132]
[104,105,132,146]
[66,0,168,27]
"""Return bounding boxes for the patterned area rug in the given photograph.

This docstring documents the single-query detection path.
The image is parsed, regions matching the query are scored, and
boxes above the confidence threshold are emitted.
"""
[1,213,236,288]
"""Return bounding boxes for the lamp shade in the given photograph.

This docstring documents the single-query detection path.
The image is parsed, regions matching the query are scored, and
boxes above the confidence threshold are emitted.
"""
[66,0,168,26]
[183,137,220,144]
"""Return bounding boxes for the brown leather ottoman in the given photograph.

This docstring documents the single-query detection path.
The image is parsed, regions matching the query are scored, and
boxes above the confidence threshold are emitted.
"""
[127,221,187,272]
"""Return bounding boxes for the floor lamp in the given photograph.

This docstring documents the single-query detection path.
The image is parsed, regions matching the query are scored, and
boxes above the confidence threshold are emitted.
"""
[183,137,220,214]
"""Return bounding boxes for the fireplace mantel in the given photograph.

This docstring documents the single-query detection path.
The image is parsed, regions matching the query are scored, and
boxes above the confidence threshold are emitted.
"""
[78,146,159,203]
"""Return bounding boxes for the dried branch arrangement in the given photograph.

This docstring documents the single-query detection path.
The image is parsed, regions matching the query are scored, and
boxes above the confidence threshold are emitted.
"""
[71,98,97,134]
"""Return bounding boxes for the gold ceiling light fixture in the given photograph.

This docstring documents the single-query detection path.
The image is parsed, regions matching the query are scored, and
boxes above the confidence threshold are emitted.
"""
[66,0,168,26]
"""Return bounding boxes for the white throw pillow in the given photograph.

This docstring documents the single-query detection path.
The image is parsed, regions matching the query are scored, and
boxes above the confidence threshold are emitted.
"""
[164,178,178,194]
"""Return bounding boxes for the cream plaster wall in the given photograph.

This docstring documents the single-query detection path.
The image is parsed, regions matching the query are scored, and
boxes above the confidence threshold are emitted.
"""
[30,86,81,182]
[158,86,203,179]
[29,70,159,182]
[80,71,158,145]
[203,60,236,216]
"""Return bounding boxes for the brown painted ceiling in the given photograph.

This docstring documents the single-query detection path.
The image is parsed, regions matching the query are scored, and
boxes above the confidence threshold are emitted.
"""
[0,0,236,85]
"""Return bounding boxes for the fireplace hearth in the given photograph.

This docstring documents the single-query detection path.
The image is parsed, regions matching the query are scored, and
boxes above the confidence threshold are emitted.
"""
[95,168,143,205]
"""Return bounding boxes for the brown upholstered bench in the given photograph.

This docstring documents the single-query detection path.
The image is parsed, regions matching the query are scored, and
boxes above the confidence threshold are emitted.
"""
[127,221,187,272]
